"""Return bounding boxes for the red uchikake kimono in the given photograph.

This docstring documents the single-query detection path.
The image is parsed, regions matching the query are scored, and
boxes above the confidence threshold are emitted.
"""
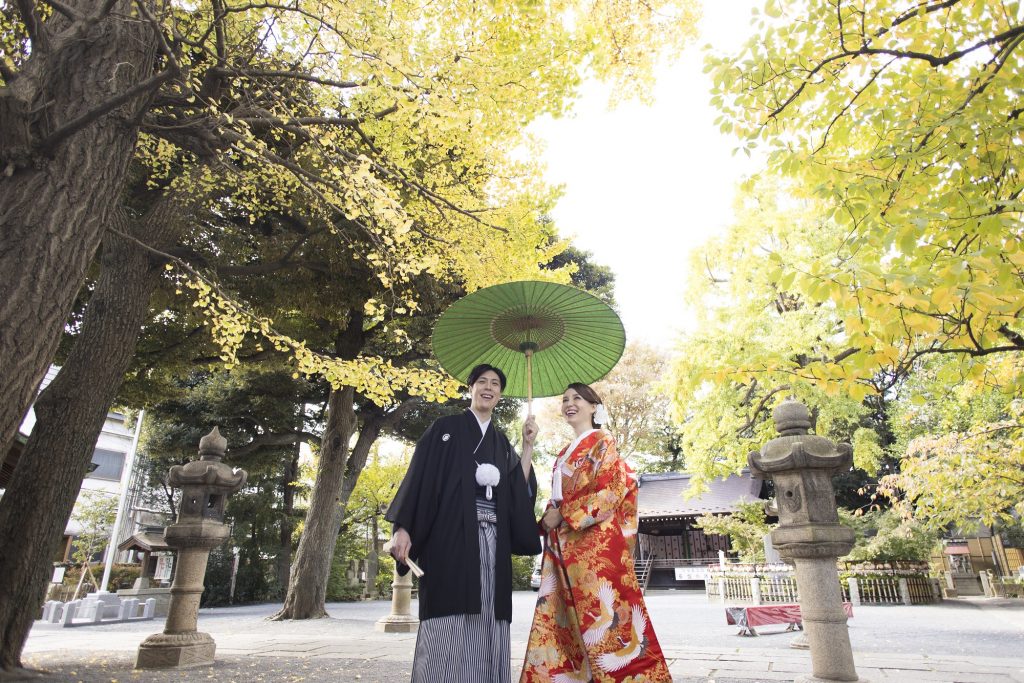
[520,430,671,683]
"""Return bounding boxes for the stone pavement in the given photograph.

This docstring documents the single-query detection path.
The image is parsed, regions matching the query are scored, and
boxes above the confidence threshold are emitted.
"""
[17,592,1024,682]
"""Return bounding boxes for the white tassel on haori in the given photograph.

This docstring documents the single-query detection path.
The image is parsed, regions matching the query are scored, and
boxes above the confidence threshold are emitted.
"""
[475,462,501,500]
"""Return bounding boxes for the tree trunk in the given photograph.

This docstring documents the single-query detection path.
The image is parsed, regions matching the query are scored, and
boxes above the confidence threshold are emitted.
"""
[0,191,193,670]
[338,399,419,510]
[277,439,301,596]
[0,2,156,460]
[272,386,357,620]
[365,514,379,599]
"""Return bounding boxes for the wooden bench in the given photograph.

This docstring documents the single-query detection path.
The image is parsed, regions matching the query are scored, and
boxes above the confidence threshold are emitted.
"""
[725,602,853,636]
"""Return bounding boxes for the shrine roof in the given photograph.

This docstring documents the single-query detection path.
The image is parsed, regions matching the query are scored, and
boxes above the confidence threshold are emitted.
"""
[637,471,763,518]
[117,531,172,553]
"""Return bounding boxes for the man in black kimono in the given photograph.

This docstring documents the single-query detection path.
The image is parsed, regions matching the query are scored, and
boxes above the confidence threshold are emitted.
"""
[386,363,541,683]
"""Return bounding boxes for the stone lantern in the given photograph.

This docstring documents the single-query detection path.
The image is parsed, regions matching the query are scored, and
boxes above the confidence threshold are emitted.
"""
[748,400,867,683]
[136,427,247,669]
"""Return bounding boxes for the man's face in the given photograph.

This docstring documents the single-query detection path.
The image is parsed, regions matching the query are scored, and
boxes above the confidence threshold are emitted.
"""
[469,370,503,413]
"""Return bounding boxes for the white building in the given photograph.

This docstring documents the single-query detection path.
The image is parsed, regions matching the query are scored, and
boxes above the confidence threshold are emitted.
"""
[3,365,143,562]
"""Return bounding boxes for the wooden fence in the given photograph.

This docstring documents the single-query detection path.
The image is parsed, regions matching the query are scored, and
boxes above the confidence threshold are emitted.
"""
[707,569,940,606]
[706,575,798,604]
[992,579,1024,598]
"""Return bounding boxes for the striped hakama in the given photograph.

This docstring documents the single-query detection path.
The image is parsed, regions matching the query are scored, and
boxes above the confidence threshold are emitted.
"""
[411,501,511,683]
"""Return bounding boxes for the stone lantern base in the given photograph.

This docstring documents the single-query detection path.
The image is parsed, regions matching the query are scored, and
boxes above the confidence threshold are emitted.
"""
[136,631,217,669]
[375,614,419,633]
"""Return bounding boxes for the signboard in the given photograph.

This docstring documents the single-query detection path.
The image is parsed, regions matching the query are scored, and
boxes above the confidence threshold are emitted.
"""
[674,567,709,581]
[51,566,66,584]
[154,553,174,581]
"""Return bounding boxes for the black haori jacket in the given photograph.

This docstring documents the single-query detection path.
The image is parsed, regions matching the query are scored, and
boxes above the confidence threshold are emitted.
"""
[386,410,541,622]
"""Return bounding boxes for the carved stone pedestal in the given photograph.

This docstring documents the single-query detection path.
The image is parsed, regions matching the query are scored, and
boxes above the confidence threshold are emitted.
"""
[136,631,217,669]
[375,569,418,633]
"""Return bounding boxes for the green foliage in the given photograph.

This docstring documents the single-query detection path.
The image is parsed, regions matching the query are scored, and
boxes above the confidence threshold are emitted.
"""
[545,246,617,307]
[61,564,140,593]
[327,526,366,602]
[201,543,279,607]
[676,3,1024,527]
[79,0,701,406]
[512,555,536,591]
[375,556,395,599]
[667,178,898,494]
[142,365,317,599]
[706,1,1024,391]
[879,357,1024,529]
[694,501,773,563]
[201,547,235,607]
[1001,519,1024,549]
[840,509,939,564]
[69,492,118,567]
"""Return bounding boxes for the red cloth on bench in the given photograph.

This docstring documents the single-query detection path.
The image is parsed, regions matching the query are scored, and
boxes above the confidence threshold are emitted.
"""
[725,602,853,628]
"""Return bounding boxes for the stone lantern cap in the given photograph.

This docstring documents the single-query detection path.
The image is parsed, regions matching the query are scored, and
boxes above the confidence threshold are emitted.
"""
[167,427,247,494]
[748,400,852,478]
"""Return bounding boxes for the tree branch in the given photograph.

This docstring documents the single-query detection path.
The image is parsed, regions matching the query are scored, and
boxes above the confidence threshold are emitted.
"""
[40,0,81,21]
[137,325,207,361]
[211,0,227,67]
[37,68,176,155]
[231,430,322,457]
[15,0,47,50]
[998,323,1024,348]
[233,105,399,130]
[217,258,330,276]
[210,67,362,90]
[738,384,790,437]
[89,0,119,21]
[884,0,962,35]
[765,21,1024,124]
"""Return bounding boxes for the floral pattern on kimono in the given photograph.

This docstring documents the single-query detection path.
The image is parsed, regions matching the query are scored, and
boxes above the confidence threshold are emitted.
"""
[520,430,671,683]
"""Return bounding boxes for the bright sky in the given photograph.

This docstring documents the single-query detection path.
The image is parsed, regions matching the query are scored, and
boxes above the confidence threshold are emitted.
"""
[530,0,763,350]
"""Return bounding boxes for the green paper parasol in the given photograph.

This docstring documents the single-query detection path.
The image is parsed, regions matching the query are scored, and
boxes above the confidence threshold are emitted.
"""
[432,280,626,403]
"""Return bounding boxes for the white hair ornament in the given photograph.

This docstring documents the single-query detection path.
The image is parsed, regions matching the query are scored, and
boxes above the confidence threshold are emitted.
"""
[593,403,610,426]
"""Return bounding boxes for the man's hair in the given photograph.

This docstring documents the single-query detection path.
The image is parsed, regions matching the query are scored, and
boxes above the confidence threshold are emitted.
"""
[467,363,507,391]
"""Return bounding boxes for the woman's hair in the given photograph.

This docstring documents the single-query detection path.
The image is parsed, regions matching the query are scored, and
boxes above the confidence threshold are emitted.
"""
[467,363,507,391]
[566,382,604,428]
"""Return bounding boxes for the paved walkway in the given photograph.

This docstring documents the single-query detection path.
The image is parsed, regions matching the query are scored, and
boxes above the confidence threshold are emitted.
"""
[16,592,1024,682]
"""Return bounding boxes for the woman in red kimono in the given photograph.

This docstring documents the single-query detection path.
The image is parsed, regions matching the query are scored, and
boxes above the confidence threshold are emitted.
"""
[520,383,671,683]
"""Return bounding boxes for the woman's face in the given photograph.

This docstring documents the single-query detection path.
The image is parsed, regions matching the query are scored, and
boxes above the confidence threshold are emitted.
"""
[469,370,503,413]
[561,388,596,429]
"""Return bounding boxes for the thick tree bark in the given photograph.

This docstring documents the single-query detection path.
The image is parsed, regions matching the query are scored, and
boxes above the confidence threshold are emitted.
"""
[0,1,157,460]
[365,514,379,599]
[0,192,193,671]
[270,397,418,618]
[338,399,418,509]
[277,440,301,596]
[272,386,357,620]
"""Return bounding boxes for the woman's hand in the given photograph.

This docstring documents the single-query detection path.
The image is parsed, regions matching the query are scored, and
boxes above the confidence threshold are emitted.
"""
[389,527,412,564]
[541,507,563,532]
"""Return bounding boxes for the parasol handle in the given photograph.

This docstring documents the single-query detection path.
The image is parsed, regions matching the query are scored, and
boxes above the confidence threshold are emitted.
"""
[525,348,534,416]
